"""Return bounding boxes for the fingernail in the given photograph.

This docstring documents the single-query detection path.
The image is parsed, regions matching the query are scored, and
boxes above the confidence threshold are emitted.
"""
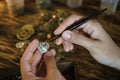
[57,39,61,45]
[63,31,71,40]
[56,38,62,45]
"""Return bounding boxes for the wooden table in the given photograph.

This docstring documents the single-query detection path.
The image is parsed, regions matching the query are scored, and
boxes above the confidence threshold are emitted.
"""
[0,0,120,80]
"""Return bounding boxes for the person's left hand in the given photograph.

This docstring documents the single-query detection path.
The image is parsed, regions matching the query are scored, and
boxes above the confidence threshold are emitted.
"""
[20,39,66,80]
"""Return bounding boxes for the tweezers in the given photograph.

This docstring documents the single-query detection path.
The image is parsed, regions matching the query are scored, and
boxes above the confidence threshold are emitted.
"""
[47,8,107,42]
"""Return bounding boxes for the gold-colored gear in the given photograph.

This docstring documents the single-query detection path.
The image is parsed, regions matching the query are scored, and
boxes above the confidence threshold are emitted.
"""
[16,24,35,40]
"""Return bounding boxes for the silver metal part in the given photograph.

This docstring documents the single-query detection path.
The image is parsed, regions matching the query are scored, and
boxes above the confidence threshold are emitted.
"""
[38,42,49,54]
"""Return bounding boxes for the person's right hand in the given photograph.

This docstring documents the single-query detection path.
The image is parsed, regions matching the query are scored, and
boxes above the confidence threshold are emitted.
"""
[54,14,120,69]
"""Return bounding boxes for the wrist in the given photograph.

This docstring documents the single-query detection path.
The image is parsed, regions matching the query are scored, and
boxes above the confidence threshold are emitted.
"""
[109,47,120,70]
[110,59,120,70]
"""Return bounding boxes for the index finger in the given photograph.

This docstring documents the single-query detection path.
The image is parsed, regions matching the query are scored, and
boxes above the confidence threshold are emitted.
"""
[20,39,39,73]
[54,14,82,35]
[21,39,39,61]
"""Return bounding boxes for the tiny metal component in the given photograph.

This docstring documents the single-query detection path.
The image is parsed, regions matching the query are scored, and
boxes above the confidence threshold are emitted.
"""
[16,41,25,48]
[58,17,63,23]
[16,40,30,49]
[16,24,35,40]
[52,14,56,19]
[38,42,49,54]
[47,34,51,39]
[40,13,44,17]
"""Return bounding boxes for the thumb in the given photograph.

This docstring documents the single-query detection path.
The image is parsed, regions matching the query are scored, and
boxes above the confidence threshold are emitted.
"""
[44,49,65,80]
[44,49,58,71]
[62,30,94,49]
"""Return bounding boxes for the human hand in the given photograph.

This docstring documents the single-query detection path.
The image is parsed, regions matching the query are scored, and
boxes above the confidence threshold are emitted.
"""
[20,39,66,80]
[54,14,120,69]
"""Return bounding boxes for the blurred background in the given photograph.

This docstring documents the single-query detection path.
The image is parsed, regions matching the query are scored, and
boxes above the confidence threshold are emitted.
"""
[0,0,120,80]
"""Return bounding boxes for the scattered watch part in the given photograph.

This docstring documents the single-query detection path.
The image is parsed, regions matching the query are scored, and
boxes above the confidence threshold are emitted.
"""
[58,17,63,23]
[20,48,25,53]
[52,14,57,19]
[47,34,51,39]
[38,42,49,54]
[40,12,45,17]
[16,41,25,49]
[16,24,35,40]
[16,40,30,49]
